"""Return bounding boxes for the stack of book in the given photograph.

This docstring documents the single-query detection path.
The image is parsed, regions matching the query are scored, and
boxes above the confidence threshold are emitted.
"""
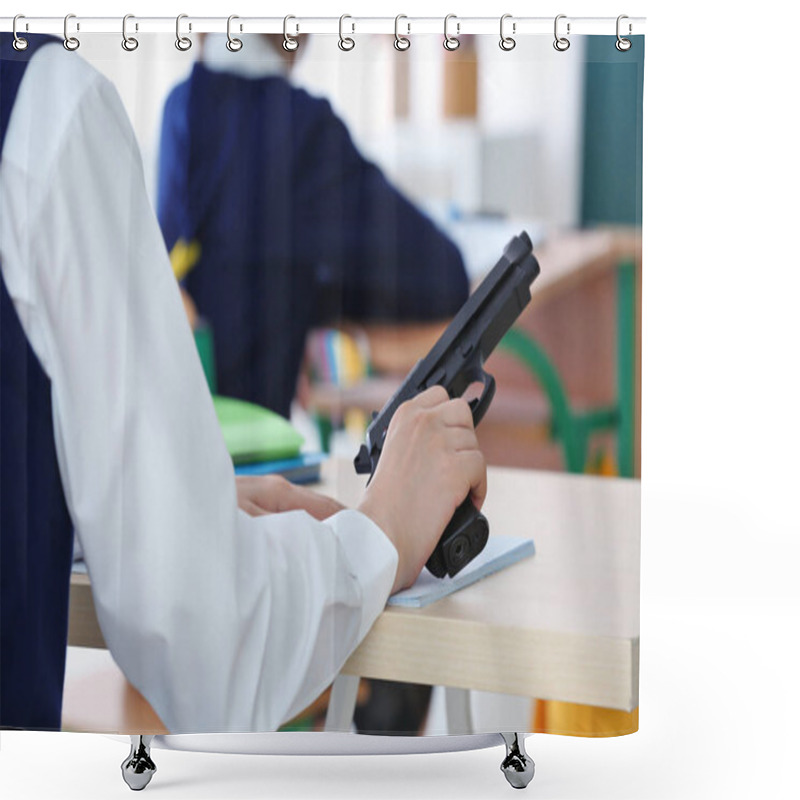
[214,396,325,485]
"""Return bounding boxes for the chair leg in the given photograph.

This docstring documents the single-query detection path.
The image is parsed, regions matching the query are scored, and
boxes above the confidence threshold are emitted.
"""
[121,735,156,791]
[500,732,535,789]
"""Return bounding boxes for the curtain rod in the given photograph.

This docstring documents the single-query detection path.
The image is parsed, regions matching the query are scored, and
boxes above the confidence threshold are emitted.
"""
[1,16,646,37]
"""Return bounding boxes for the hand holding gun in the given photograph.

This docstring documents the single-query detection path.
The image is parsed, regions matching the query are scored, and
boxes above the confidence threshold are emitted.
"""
[355,232,540,578]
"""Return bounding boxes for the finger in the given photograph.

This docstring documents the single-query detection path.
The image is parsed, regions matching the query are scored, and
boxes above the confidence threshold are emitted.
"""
[411,384,450,409]
[439,397,474,429]
[283,483,345,521]
[240,499,270,518]
[444,425,480,453]
[458,450,488,511]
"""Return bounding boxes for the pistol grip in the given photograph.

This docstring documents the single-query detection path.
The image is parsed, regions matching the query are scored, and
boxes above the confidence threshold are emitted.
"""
[425,498,490,579]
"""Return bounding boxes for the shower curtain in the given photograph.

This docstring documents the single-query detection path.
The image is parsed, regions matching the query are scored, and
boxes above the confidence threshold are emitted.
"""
[0,16,643,750]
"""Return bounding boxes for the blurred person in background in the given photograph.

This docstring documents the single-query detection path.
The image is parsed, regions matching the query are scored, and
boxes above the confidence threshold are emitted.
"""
[157,34,469,420]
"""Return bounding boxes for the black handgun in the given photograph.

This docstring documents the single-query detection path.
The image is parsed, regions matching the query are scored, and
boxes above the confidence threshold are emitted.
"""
[354,232,540,578]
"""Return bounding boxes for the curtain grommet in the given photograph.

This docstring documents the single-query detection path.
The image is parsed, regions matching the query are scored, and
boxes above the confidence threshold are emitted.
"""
[615,15,632,51]
[553,15,571,51]
[338,14,355,51]
[121,14,139,52]
[283,15,299,52]
[63,13,80,51]
[12,15,29,51]
[176,14,192,51]
[226,14,243,52]
[394,15,411,51]
[443,14,460,51]
[500,14,516,51]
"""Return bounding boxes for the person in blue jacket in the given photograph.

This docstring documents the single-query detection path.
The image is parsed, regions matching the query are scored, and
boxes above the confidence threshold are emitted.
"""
[157,34,469,420]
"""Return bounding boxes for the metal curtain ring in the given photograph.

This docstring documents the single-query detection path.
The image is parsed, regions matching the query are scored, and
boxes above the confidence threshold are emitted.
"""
[282,15,299,52]
[499,14,516,51]
[553,14,570,51]
[338,14,355,51]
[63,13,80,51]
[121,14,138,51]
[226,15,243,51]
[394,14,410,51]
[176,14,192,51]
[12,15,28,51]
[443,14,460,51]
[616,14,632,51]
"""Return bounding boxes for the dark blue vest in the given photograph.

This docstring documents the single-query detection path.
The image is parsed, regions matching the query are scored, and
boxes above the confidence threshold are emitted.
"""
[1,34,75,730]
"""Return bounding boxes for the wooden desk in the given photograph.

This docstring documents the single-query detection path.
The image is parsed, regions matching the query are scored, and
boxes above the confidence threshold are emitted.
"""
[64,460,639,732]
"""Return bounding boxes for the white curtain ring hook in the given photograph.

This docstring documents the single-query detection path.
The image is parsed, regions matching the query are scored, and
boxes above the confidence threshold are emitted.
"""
[553,14,571,52]
[63,13,80,51]
[121,14,139,51]
[176,14,192,51]
[499,14,516,51]
[283,15,299,52]
[12,15,29,51]
[616,14,632,51]
[338,14,355,51]
[394,14,410,51]
[226,15,243,52]
[443,14,460,51]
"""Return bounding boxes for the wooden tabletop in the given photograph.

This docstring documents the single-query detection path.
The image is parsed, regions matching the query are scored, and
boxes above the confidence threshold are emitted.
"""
[65,459,639,732]
[323,460,640,711]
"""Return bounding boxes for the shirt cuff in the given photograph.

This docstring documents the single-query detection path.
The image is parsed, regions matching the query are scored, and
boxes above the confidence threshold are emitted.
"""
[326,509,398,641]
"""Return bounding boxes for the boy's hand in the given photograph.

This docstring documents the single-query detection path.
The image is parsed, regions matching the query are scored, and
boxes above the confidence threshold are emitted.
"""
[356,386,487,594]
[236,475,345,521]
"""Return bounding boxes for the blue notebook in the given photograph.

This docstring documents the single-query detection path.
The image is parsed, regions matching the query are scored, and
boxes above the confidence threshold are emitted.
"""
[234,453,326,485]
[388,535,535,608]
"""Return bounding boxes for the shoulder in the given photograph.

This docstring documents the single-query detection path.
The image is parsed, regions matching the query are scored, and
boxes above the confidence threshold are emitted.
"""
[287,82,341,126]
[5,43,133,183]
[277,83,356,155]
[21,42,118,122]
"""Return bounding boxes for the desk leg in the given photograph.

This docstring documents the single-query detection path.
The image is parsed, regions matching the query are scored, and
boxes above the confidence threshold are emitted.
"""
[324,674,360,732]
[500,732,535,789]
[121,735,156,791]
[444,687,473,734]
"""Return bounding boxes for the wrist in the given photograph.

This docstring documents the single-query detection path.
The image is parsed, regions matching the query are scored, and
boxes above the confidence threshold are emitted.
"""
[356,492,408,594]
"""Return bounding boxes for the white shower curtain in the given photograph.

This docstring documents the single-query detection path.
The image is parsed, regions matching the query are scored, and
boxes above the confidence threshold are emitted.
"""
[1,15,642,745]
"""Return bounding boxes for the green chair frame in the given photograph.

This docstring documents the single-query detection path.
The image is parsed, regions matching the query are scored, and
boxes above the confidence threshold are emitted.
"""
[498,258,637,477]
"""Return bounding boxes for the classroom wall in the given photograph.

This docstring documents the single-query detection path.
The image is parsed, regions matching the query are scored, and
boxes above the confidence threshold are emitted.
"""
[79,32,587,232]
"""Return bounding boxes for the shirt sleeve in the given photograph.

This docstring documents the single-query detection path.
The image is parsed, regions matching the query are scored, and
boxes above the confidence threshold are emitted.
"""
[0,46,397,733]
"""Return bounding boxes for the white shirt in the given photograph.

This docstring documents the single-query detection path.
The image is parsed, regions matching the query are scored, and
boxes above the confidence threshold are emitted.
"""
[0,43,397,734]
